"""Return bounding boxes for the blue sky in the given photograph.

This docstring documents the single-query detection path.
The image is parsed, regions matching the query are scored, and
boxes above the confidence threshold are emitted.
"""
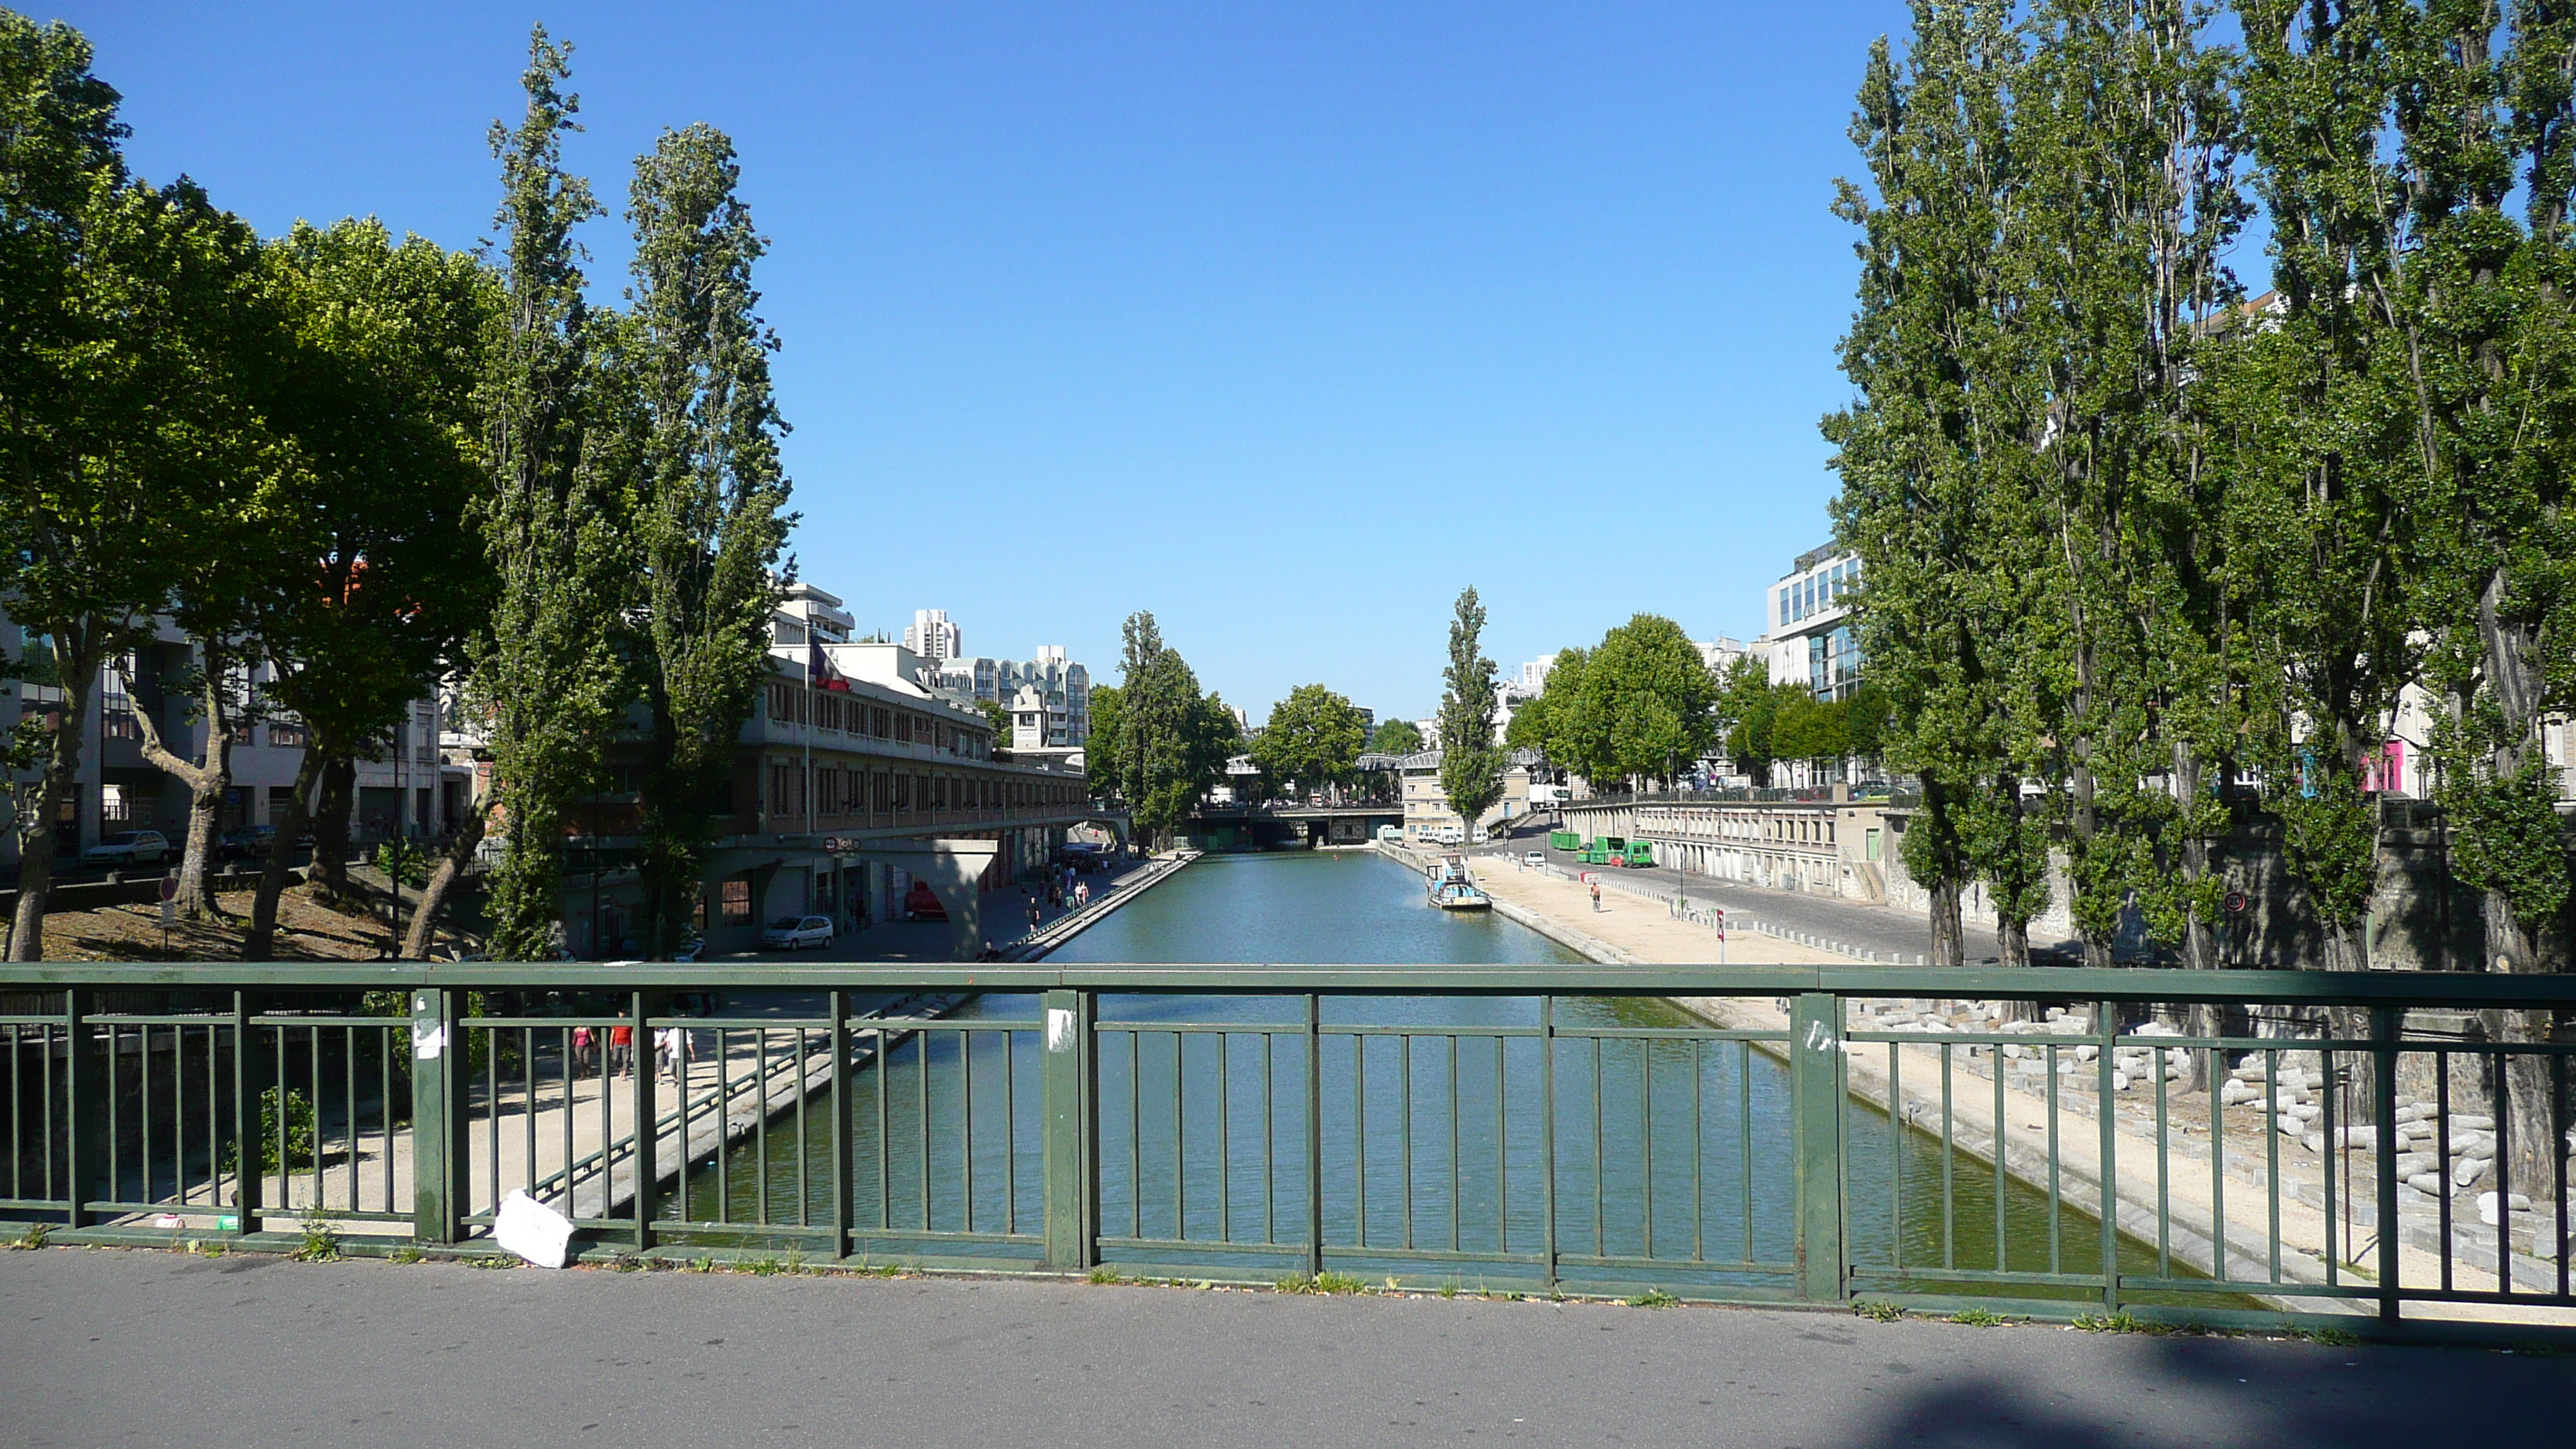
[67,2,1914,723]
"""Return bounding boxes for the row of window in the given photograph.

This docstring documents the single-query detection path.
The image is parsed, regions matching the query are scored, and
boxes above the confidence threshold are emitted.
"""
[767,682,988,759]
[760,758,1083,820]
[1777,557,1861,627]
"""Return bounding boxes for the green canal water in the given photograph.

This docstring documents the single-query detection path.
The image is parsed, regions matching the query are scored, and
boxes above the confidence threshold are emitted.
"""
[670,850,2231,1303]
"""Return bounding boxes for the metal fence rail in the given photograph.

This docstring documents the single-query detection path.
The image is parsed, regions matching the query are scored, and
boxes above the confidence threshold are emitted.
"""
[1,961,2570,1340]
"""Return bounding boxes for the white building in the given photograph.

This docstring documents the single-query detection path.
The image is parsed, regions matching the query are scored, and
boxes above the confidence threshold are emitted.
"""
[931,642,1091,748]
[903,608,963,665]
[2,611,469,866]
[1696,636,1749,677]
[1755,544,1863,701]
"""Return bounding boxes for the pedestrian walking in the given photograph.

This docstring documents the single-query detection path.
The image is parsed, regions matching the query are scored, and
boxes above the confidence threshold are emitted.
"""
[572,1025,594,1079]
[609,1019,634,1076]
[1589,879,1601,913]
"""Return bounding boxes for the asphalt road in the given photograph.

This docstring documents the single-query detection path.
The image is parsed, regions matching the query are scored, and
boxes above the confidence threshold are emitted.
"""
[1495,824,2079,967]
[3,1247,2567,1448]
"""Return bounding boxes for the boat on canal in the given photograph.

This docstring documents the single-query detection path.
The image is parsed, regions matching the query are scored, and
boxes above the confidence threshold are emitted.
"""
[1427,854,1492,911]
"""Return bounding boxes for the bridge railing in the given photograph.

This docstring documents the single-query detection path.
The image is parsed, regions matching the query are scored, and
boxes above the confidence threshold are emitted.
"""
[1,961,2569,1340]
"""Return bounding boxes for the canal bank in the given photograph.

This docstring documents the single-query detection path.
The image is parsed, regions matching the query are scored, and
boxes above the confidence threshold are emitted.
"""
[682,851,2218,1308]
[1391,845,2571,1324]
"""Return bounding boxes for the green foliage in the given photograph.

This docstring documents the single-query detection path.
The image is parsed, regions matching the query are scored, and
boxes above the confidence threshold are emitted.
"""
[471,29,630,960]
[1252,684,1368,798]
[1436,588,1505,829]
[1946,1307,2007,1327]
[1623,1288,1680,1308]
[1853,1299,1902,1322]
[221,1086,317,1177]
[1094,614,1233,846]
[1370,717,1423,757]
[292,1215,342,1262]
[1275,1270,1368,1295]
[619,119,795,960]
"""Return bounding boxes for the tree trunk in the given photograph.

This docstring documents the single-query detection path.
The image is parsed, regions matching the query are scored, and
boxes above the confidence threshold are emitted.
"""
[307,747,355,903]
[402,800,490,960]
[118,653,234,920]
[245,747,324,961]
[1999,916,2030,971]
[6,643,93,963]
[1927,878,1965,969]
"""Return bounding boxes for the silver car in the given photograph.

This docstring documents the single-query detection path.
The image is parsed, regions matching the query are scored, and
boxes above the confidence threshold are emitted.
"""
[759,915,834,951]
[81,831,170,867]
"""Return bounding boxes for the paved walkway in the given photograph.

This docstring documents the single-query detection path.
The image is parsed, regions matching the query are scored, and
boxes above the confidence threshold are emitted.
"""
[2,1248,2566,1448]
[1440,848,2576,1327]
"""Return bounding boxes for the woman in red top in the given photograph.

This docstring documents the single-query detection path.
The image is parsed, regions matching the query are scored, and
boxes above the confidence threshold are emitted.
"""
[609,1023,634,1077]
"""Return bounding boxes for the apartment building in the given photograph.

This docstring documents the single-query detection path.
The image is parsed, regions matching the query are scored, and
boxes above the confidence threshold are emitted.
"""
[2,610,467,866]
[1756,544,1864,701]
[559,582,1104,954]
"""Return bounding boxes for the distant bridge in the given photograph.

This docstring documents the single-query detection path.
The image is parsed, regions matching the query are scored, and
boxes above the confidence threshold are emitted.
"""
[1182,801,1402,848]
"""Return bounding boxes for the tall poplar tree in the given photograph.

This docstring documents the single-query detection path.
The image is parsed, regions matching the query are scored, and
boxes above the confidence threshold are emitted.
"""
[1827,5,2029,968]
[471,28,626,960]
[1436,587,1504,834]
[621,122,794,959]
[2393,0,2574,1200]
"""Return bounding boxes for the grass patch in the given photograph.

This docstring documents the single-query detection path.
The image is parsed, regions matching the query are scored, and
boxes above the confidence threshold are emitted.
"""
[464,1254,516,1270]
[1274,1270,1368,1295]
[2074,1310,2160,1334]
[1625,1289,1680,1309]
[14,1223,50,1251]
[290,1217,341,1263]
[2292,1325,2363,1348]
[744,1256,786,1277]
[1947,1307,2009,1327]
[606,1253,645,1273]
[1438,1283,1459,1299]
[1088,1266,1125,1285]
[389,1244,425,1266]
[1852,1299,1902,1323]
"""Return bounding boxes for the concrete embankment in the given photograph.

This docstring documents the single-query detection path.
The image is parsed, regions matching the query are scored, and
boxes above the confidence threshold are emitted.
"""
[1376,843,2397,1317]
[1001,850,1197,961]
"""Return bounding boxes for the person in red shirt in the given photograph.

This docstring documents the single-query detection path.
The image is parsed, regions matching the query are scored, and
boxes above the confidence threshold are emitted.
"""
[609,1020,634,1077]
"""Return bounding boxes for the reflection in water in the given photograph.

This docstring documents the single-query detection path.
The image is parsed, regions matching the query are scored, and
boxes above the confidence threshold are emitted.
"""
[672,852,2220,1300]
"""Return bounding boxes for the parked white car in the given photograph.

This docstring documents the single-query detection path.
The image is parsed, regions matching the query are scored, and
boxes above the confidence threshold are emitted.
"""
[81,831,170,868]
[760,915,834,951]
[1523,850,1546,868]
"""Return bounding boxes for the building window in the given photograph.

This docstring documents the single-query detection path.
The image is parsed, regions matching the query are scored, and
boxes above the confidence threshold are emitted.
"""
[721,878,752,927]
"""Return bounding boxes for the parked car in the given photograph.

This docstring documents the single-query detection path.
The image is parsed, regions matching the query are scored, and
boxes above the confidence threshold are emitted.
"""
[81,831,170,868]
[216,824,276,860]
[759,915,834,951]
[902,882,947,922]
[1523,850,1546,868]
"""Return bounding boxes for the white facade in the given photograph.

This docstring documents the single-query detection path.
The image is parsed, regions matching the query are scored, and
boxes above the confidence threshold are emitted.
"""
[1754,544,1863,701]
[903,608,962,664]
[2,610,468,866]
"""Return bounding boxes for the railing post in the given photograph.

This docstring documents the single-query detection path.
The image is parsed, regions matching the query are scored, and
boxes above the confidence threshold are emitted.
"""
[229,990,262,1235]
[830,988,852,1262]
[409,988,459,1244]
[1790,991,1844,1303]
[2097,998,2119,1315]
[2372,1005,2403,1326]
[1307,992,1325,1279]
[1539,993,1558,1293]
[1041,987,1094,1272]
[631,989,666,1252]
[62,987,92,1230]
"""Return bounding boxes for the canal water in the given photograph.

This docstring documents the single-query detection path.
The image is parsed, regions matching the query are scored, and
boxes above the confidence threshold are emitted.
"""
[671,850,2215,1300]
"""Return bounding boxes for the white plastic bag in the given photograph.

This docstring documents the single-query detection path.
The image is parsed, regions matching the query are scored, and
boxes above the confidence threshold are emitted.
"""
[494,1189,575,1268]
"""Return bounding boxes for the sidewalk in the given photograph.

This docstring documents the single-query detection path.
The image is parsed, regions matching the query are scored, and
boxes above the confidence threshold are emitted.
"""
[2,1249,2564,1449]
[1444,849,2576,1328]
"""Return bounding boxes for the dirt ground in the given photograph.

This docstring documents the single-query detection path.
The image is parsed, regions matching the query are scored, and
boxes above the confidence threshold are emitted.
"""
[23,884,471,962]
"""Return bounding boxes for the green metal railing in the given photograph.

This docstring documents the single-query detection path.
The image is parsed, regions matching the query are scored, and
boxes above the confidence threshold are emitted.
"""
[2,961,2570,1338]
